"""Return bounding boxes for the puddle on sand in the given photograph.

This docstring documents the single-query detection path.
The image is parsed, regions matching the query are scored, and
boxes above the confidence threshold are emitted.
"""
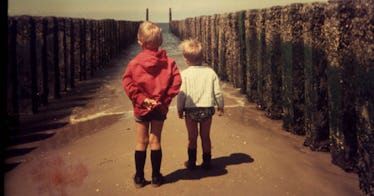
[39,113,126,150]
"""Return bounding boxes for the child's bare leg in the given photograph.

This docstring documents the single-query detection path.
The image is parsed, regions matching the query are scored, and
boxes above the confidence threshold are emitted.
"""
[149,120,164,150]
[185,118,198,169]
[149,120,164,183]
[200,117,212,169]
[200,117,212,153]
[135,121,149,151]
[185,118,198,149]
[134,121,149,186]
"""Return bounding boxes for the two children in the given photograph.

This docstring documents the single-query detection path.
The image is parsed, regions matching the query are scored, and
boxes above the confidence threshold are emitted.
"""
[123,21,223,188]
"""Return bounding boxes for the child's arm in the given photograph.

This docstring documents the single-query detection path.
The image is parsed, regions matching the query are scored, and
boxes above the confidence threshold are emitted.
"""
[177,91,186,119]
[213,73,224,116]
[122,62,147,107]
[164,60,182,104]
[176,71,186,119]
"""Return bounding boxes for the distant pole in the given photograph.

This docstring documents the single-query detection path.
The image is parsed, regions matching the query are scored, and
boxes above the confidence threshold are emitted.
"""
[146,8,149,21]
[169,8,172,22]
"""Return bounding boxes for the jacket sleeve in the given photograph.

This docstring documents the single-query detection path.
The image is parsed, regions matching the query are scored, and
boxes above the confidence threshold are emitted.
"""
[164,60,182,105]
[213,72,224,110]
[122,61,147,106]
[176,73,186,113]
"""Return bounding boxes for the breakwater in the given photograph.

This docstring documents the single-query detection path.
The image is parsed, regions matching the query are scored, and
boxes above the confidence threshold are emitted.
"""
[7,16,139,117]
[169,0,373,194]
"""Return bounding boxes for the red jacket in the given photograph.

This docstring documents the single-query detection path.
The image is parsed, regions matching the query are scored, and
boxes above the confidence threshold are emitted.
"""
[122,49,182,117]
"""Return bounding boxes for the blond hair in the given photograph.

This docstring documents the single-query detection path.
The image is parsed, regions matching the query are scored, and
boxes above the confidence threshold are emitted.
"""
[179,39,203,65]
[137,21,163,49]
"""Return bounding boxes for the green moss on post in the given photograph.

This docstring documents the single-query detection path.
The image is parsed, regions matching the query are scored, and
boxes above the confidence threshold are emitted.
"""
[237,11,247,94]
[218,14,228,81]
[264,6,282,119]
[211,15,219,72]
[245,10,259,102]
[350,0,373,194]
[302,3,329,151]
[324,0,358,171]
[256,10,266,110]
[280,4,305,135]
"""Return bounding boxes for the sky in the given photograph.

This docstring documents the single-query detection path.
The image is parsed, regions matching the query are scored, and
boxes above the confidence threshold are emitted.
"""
[8,0,327,23]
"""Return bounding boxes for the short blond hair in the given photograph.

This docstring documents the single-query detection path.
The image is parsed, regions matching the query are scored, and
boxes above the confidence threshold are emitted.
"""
[137,21,163,49]
[179,39,203,65]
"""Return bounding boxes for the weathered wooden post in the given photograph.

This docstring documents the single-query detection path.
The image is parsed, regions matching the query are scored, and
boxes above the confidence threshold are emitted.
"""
[205,16,212,65]
[237,11,246,94]
[302,3,329,151]
[255,10,266,110]
[225,13,237,86]
[17,16,34,113]
[8,18,19,123]
[69,18,76,88]
[79,19,86,81]
[89,20,95,77]
[62,18,68,91]
[146,8,149,21]
[280,4,305,135]
[210,15,219,72]
[244,10,259,102]
[53,17,61,98]
[351,0,374,194]
[323,0,358,171]
[217,14,228,81]
[263,6,282,119]
[169,8,172,23]
[29,17,38,113]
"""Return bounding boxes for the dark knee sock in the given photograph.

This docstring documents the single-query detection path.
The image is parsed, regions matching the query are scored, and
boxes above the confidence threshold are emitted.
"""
[151,149,162,177]
[135,150,146,178]
[203,152,211,163]
[188,148,197,164]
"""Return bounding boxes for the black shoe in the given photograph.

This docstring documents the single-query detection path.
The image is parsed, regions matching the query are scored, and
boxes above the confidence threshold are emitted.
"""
[133,175,146,188]
[201,162,211,170]
[184,161,196,170]
[151,174,164,187]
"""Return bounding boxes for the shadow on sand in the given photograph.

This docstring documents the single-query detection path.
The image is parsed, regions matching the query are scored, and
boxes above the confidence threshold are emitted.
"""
[164,153,254,184]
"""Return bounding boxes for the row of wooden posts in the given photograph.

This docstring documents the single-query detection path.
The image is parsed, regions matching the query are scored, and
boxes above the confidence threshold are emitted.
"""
[7,16,139,120]
[170,0,372,195]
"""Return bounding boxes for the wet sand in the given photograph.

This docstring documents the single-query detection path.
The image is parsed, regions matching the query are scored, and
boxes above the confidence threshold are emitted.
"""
[4,25,361,196]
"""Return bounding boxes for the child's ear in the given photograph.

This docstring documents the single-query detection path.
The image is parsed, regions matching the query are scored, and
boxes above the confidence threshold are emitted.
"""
[137,40,144,47]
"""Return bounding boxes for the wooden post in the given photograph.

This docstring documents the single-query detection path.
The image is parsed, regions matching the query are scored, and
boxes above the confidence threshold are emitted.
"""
[9,18,19,120]
[70,19,75,88]
[29,17,38,113]
[244,10,259,102]
[169,8,172,22]
[146,8,149,21]
[63,18,68,91]
[53,17,61,98]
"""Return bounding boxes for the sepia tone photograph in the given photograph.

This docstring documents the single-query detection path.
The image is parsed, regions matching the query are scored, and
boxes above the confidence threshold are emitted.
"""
[3,0,373,195]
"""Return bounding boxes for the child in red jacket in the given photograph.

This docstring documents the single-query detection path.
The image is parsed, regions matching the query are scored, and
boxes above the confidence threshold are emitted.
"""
[122,21,181,188]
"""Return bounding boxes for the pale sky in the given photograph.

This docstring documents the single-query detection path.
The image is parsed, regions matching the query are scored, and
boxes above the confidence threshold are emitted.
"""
[9,0,327,22]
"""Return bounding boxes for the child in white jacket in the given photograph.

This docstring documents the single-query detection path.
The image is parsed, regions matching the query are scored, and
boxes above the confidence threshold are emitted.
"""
[177,39,224,170]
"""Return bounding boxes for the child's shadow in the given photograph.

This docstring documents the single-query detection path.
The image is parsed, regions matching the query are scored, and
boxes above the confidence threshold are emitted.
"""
[164,153,254,184]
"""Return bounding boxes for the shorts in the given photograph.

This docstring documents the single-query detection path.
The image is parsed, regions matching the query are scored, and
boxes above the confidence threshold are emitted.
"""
[135,110,166,122]
[184,107,215,123]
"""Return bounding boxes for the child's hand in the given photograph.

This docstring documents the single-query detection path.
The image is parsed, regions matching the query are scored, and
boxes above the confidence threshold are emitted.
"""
[178,111,184,119]
[143,98,158,110]
[217,109,224,116]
